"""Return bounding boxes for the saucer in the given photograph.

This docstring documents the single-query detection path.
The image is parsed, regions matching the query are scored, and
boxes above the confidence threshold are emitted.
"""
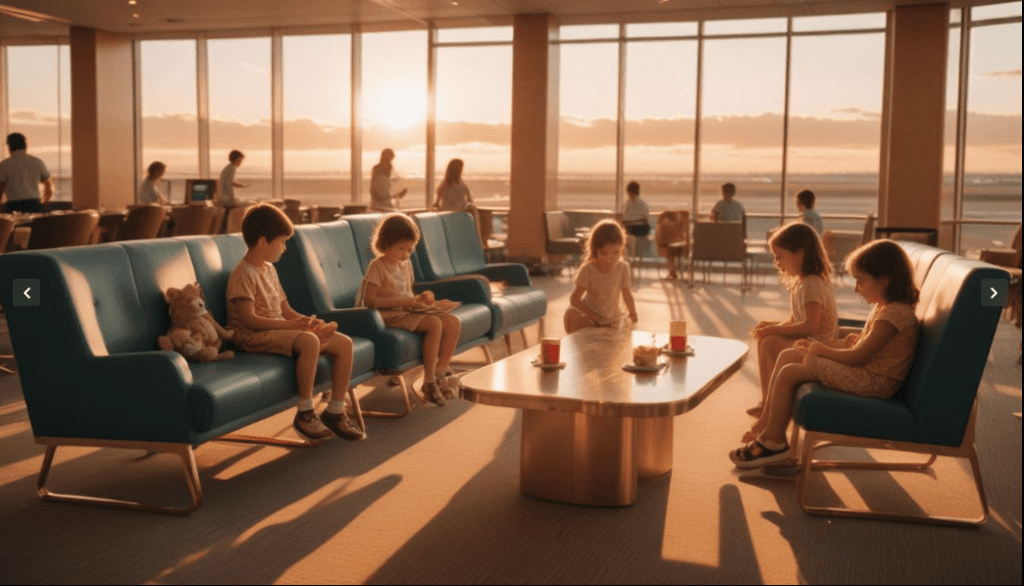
[531,359,566,369]
[622,361,668,373]
[660,345,695,357]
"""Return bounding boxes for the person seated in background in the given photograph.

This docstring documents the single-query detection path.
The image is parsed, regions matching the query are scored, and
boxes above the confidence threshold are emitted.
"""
[0,132,53,214]
[620,180,651,258]
[433,158,475,213]
[796,189,824,235]
[139,161,168,205]
[218,150,247,208]
[710,182,745,223]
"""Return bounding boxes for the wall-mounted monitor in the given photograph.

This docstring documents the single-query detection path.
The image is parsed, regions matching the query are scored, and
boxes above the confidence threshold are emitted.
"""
[184,179,218,204]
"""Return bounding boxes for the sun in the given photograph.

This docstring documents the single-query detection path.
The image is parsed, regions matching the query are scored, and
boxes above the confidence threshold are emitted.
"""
[373,86,424,130]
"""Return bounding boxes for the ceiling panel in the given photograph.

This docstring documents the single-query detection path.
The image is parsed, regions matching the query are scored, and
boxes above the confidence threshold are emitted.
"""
[0,0,1011,37]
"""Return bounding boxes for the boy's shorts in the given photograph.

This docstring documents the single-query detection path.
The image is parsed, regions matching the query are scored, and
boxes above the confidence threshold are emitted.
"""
[233,329,305,356]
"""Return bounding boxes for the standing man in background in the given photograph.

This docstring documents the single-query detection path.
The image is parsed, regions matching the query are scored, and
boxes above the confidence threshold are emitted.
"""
[0,133,53,214]
[219,150,248,207]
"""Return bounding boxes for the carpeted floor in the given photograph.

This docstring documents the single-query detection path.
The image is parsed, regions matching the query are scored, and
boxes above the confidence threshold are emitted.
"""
[1,271,1021,584]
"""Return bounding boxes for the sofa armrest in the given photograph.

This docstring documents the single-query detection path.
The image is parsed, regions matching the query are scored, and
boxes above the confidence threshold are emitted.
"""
[414,275,492,305]
[318,307,387,340]
[471,263,532,287]
[26,351,196,444]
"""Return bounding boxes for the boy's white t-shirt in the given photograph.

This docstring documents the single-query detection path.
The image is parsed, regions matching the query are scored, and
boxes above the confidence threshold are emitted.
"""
[575,259,631,325]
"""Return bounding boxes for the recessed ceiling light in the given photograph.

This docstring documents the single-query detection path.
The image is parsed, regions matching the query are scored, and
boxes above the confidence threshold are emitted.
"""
[133,12,139,18]
[128,0,137,5]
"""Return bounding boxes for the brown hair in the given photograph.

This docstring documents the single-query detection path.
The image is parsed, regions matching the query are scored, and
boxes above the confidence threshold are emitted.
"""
[241,203,294,248]
[146,161,166,180]
[796,189,815,209]
[769,222,831,288]
[372,213,420,255]
[721,183,736,197]
[846,239,920,307]
[585,219,626,263]
[626,181,640,196]
[440,158,464,188]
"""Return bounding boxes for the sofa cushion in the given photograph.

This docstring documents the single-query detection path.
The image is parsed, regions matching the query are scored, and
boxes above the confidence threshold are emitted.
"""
[48,245,151,355]
[189,335,374,433]
[122,240,199,350]
[181,235,249,325]
[440,212,487,275]
[343,214,383,273]
[488,286,548,337]
[414,213,457,281]
[794,384,917,442]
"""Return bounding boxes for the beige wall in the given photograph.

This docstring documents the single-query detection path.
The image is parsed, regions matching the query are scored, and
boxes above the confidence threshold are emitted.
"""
[508,14,560,263]
[70,27,136,211]
[879,3,949,234]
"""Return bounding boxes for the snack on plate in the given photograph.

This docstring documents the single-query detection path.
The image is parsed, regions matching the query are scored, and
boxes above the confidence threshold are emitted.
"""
[632,344,660,367]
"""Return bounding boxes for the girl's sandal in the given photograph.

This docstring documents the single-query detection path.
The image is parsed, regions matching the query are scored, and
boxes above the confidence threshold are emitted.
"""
[729,440,791,469]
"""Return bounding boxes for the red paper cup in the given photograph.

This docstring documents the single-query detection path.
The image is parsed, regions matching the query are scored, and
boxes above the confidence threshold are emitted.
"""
[670,321,688,351]
[541,338,561,364]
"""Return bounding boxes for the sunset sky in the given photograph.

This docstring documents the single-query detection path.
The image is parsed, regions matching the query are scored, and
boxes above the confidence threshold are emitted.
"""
[5,14,1021,178]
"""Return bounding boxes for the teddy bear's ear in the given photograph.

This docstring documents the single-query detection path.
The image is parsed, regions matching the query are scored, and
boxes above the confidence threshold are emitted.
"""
[163,287,180,303]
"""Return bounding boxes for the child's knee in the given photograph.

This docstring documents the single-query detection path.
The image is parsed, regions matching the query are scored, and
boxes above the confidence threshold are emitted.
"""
[293,331,321,355]
[326,332,353,354]
[443,315,460,334]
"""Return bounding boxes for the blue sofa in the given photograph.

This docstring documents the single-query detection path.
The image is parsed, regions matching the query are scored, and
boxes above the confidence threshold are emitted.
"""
[791,242,1008,525]
[276,218,494,411]
[0,234,378,515]
[414,212,548,354]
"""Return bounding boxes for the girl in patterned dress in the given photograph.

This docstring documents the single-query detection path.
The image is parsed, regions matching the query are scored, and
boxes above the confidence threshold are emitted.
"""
[732,240,920,468]
[356,213,461,406]
[748,223,838,419]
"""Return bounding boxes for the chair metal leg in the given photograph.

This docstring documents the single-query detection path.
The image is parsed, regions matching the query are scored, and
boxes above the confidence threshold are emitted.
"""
[358,372,416,418]
[1,353,15,374]
[35,437,203,516]
[796,428,988,527]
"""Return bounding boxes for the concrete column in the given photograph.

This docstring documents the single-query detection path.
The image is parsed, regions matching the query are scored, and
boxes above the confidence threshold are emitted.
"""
[508,14,559,265]
[879,4,949,233]
[70,27,136,210]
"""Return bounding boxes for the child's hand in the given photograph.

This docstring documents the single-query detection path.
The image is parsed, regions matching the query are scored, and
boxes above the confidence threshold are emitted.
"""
[806,341,827,356]
[750,321,778,339]
[844,333,859,348]
[793,339,812,353]
[415,290,435,305]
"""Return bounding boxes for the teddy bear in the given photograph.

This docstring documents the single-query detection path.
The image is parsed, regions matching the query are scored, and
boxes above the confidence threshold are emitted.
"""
[158,283,235,362]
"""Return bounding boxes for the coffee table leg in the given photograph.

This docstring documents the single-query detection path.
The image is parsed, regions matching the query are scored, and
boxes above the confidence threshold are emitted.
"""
[634,416,674,480]
[520,410,673,506]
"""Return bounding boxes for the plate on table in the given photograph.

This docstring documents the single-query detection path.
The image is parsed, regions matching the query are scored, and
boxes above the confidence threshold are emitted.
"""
[660,345,695,357]
[622,361,668,373]
[531,359,566,369]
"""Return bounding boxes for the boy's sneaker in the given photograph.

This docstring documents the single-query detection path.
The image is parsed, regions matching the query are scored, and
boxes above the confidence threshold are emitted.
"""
[294,409,333,441]
[421,381,446,406]
[320,409,365,441]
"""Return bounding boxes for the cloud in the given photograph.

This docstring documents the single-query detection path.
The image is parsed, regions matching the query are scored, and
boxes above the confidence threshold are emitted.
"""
[980,69,1022,78]
[831,107,881,119]
[11,109,1021,155]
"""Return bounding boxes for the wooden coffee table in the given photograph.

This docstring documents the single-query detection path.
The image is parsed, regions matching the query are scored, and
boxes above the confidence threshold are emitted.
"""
[460,329,748,506]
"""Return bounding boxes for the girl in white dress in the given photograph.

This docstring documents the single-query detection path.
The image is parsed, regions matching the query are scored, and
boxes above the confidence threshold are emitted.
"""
[563,220,639,334]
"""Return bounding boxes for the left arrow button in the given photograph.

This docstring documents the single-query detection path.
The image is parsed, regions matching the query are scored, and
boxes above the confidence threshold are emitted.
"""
[23,287,31,299]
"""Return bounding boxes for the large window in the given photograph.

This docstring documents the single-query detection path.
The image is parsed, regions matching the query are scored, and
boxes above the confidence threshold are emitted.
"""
[283,34,352,204]
[5,44,72,201]
[139,39,198,203]
[961,19,1022,253]
[559,38,619,210]
[208,37,272,200]
[787,30,884,233]
[945,3,1023,255]
[361,30,428,207]
[623,39,697,213]
[435,41,512,203]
